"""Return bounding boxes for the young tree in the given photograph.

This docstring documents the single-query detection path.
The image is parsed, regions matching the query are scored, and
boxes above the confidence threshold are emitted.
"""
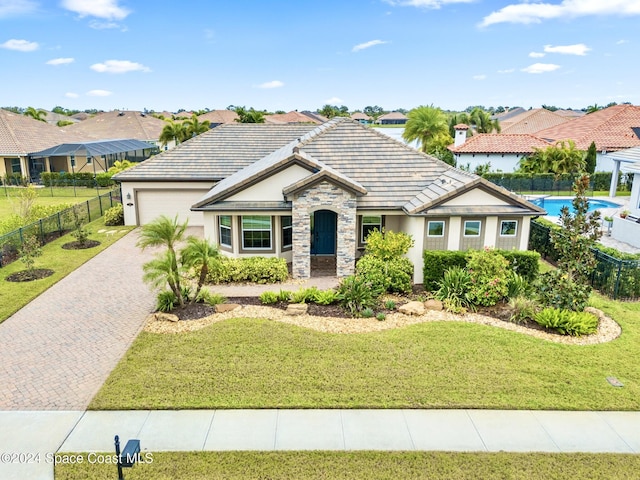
[19,234,42,275]
[24,106,47,122]
[585,141,597,175]
[159,120,187,147]
[182,114,210,138]
[181,237,220,302]
[234,106,265,123]
[403,105,449,153]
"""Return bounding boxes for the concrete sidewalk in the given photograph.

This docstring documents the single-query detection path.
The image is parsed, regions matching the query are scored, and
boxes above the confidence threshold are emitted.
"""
[2,409,640,479]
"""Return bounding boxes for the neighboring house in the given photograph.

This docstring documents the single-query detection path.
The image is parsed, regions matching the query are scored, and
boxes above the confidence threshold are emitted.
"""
[64,110,169,150]
[491,107,527,123]
[351,112,373,124]
[448,124,553,172]
[265,111,324,125]
[115,118,544,283]
[0,109,83,181]
[610,147,640,246]
[375,111,408,125]
[197,109,239,127]
[536,104,640,173]
[499,108,572,134]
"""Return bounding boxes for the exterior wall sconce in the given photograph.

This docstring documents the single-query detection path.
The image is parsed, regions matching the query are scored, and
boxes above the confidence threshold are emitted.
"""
[126,193,131,200]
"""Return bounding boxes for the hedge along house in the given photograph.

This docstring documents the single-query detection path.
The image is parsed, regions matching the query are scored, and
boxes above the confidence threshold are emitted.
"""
[116,118,545,283]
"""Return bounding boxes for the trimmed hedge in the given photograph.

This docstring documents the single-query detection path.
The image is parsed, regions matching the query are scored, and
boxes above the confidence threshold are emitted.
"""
[206,256,289,284]
[422,249,540,292]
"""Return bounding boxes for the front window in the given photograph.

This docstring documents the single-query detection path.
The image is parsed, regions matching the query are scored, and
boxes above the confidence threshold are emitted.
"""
[219,215,232,247]
[282,216,292,249]
[10,158,21,174]
[464,220,481,237]
[427,221,444,237]
[361,215,382,243]
[500,220,518,237]
[242,215,272,250]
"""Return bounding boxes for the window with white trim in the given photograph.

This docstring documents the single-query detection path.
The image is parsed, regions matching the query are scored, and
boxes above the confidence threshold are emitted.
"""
[464,220,481,237]
[219,215,232,247]
[282,216,292,249]
[427,221,445,237]
[361,215,382,243]
[242,215,271,249]
[500,220,517,236]
[9,158,21,174]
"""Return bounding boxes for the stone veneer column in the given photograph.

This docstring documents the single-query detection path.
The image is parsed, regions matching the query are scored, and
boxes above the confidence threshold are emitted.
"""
[291,181,357,279]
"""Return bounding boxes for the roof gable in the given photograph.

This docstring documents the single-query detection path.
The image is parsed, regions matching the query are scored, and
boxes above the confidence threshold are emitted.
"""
[500,108,571,134]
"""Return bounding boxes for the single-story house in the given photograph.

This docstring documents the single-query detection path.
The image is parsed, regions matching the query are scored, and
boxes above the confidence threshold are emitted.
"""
[115,118,545,283]
[375,112,408,125]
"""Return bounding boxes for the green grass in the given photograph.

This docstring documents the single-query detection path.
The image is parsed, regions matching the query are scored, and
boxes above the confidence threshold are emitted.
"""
[0,187,97,217]
[0,219,133,322]
[90,292,640,411]
[55,451,640,480]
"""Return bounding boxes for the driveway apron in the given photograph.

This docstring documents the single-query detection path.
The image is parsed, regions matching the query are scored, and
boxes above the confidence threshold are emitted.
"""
[0,230,157,410]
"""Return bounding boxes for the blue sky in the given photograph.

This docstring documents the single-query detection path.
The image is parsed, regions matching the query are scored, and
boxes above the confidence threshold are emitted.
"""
[1,0,639,113]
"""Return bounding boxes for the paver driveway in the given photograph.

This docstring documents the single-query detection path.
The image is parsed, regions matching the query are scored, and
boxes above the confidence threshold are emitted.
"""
[0,230,157,410]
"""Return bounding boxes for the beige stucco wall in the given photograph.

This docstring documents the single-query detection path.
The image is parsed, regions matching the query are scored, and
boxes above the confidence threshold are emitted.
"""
[443,189,510,206]
[227,165,312,202]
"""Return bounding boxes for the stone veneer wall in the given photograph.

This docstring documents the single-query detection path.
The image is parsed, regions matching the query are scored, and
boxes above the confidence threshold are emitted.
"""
[291,181,357,278]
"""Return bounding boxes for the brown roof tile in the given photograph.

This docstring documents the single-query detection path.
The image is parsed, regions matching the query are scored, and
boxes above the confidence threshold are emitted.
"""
[500,108,571,134]
[197,110,238,124]
[63,110,167,142]
[448,133,553,154]
[265,111,322,124]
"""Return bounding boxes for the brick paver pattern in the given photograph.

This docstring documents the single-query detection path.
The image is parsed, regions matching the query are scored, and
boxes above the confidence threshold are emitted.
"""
[0,231,157,410]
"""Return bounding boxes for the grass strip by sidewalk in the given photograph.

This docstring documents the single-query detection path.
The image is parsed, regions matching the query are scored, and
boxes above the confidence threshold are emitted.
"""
[90,293,640,411]
[55,451,640,480]
[0,220,133,323]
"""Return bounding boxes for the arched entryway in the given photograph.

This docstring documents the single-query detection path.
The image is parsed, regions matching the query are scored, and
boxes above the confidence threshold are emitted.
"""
[310,209,337,276]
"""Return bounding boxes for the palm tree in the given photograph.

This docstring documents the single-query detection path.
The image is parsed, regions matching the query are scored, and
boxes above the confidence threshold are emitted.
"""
[469,108,500,133]
[142,250,185,306]
[182,114,210,139]
[518,140,585,177]
[137,215,189,307]
[24,106,47,122]
[234,106,265,123]
[159,120,187,147]
[181,237,220,302]
[402,105,449,153]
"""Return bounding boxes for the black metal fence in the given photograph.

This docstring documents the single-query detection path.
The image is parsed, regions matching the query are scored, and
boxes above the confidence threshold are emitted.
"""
[529,220,640,300]
[0,191,119,268]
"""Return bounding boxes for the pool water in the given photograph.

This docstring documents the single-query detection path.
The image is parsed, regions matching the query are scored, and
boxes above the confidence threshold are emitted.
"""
[531,198,621,217]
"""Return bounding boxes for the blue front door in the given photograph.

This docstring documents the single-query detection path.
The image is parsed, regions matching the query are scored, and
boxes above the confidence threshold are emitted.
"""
[311,210,336,255]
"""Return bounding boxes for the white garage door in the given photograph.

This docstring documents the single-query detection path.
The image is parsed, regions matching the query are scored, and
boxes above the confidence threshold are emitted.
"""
[136,189,210,226]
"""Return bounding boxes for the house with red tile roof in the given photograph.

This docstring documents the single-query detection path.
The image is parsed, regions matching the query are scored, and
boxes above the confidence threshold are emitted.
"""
[499,108,572,134]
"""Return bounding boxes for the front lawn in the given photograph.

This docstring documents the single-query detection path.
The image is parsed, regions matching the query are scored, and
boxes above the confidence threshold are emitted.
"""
[0,219,133,322]
[55,451,640,480]
[0,186,97,217]
[90,293,640,411]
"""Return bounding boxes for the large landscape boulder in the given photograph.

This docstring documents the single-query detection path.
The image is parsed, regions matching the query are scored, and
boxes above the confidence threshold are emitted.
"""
[215,303,241,313]
[286,303,308,316]
[398,301,425,316]
[424,299,444,311]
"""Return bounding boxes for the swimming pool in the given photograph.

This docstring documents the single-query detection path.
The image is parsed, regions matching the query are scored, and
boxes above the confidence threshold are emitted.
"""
[530,198,621,217]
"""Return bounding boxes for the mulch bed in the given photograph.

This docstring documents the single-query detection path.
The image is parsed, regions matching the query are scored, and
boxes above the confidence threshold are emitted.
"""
[5,269,54,282]
[61,240,101,250]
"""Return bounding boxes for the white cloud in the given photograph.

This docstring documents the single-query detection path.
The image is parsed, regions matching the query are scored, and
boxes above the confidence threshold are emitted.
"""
[544,43,590,55]
[473,74,487,80]
[89,20,122,30]
[1,38,38,51]
[521,63,561,74]
[352,39,388,52]
[90,60,151,74]
[0,0,37,17]
[46,57,75,66]
[61,0,130,20]
[481,0,640,27]
[65,92,79,98]
[616,39,628,44]
[256,80,284,89]
[324,97,343,104]
[529,51,545,58]
[86,89,112,97]
[497,68,515,74]
[384,0,475,8]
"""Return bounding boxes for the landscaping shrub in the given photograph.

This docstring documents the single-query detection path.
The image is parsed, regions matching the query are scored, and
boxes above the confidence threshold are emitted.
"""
[361,308,374,318]
[314,289,338,305]
[506,273,530,299]
[259,291,279,304]
[206,257,289,284]
[356,255,413,294]
[156,290,177,312]
[336,275,382,317]
[496,249,540,283]
[466,248,510,307]
[364,229,414,261]
[423,251,467,291]
[508,296,539,324]
[376,312,386,321]
[384,299,396,310]
[534,307,598,336]
[435,266,474,314]
[95,172,114,187]
[290,287,319,304]
[104,203,124,226]
[536,270,591,312]
[195,290,225,306]
[277,289,292,302]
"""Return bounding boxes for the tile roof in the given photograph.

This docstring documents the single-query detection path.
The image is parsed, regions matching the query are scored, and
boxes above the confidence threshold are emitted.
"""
[265,111,323,124]
[117,117,543,215]
[197,110,238,124]
[448,133,553,154]
[351,112,372,121]
[499,108,571,134]
[0,109,86,155]
[64,110,167,142]
[535,104,640,151]
[491,107,527,121]
[377,111,408,121]
[114,123,317,181]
